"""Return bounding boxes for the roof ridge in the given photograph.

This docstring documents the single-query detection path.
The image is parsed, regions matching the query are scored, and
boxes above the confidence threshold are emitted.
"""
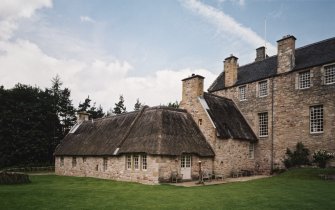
[238,54,277,69]
[295,36,335,51]
[204,92,233,102]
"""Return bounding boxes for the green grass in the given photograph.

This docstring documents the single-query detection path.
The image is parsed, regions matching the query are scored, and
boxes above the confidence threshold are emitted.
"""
[1,168,335,210]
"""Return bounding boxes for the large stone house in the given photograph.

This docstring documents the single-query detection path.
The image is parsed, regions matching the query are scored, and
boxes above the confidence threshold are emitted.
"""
[54,35,335,184]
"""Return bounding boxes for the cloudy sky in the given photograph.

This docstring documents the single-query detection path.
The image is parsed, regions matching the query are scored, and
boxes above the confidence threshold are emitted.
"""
[1,0,335,111]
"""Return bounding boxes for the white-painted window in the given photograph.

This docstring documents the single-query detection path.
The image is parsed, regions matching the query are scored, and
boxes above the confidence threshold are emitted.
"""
[248,143,255,159]
[258,112,268,137]
[133,154,139,170]
[310,105,323,133]
[239,85,247,101]
[103,157,108,171]
[142,154,147,170]
[325,64,335,84]
[126,155,132,170]
[258,81,268,97]
[72,157,77,168]
[299,71,311,89]
[60,156,64,167]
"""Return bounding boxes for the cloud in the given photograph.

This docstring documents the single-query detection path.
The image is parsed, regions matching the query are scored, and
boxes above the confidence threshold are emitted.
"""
[218,0,245,7]
[0,0,52,40]
[183,0,276,56]
[80,16,96,23]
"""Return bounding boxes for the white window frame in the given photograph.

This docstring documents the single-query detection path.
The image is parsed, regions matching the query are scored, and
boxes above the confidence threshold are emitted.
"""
[141,154,147,170]
[258,80,268,97]
[248,143,254,159]
[298,70,311,89]
[239,85,247,101]
[133,154,140,170]
[103,157,108,171]
[310,105,324,134]
[126,155,132,170]
[258,112,268,137]
[324,64,335,85]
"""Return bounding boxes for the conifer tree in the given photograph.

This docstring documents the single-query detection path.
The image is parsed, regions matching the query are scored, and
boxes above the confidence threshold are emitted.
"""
[113,95,127,114]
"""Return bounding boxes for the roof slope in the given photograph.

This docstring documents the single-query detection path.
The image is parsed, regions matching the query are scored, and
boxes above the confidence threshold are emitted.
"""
[203,93,258,142]
[54,106,214,157]
[209,37,335,92]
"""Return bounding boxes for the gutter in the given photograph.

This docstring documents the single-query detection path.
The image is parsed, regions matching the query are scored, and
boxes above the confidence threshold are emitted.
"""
[271,77,275,172]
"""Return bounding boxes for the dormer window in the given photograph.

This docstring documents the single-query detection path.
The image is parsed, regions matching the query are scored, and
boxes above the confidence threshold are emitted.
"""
[298,71,311,89]
[258,81,268,97]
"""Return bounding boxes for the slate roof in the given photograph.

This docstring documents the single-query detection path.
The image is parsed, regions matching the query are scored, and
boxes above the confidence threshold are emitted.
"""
[203,92,258,142]
[208,37,335,92]
[54,106,215,157]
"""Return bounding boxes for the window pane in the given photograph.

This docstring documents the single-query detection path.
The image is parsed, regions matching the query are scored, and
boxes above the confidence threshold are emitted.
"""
[259,81,268,97]
[239,86,246,100]
[142,154,147,170]
[299,71,311,89]
[325,65,335,84]
[134,155,139,170]
[310,105,323,133]
[258,112,268,137]
[126,155,132,170]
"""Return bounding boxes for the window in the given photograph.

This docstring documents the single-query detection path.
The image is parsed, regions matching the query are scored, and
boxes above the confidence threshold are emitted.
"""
[142,154,147,170]
[310,105,323,133]
[60,157,64,167]
[198,119,202,126]
[298,71,311,89]
[103,157,108,171]
[83,157,86,163]
[239,85,247,101]
[325,64,335,84]
[126,155,132,170]
[248,143,254,159]
[258,112,268,137]
[72,157,77,167]
[134,155,139,170]
[258,81,268,97]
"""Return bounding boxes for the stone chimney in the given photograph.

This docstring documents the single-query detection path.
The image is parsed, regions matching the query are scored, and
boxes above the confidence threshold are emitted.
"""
[277,35,296,74]
[224,55,238,87]
[255,46,266,62]
[180,74,204,109]
[77,112,90,124]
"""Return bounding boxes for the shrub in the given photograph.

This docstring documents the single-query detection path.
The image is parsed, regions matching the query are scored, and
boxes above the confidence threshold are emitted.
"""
[0,172,31,185]
[283,142,310,168]
[313,150,334,168]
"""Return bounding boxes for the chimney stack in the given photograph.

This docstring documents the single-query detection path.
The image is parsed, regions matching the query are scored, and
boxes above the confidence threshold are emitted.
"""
[77,112,90,124]
[180,74,204,109]
[255,46,266,62]
[224,55,238,87]
[277,35,296,74]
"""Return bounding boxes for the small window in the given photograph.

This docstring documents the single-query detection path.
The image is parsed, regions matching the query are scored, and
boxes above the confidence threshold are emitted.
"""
[126,155,132,170]
[72,157,77,168]
[60,157,64,167]
[299,71,311,89]
[248,143,254,159]
[310,105,323,133]
[133,154,139,170]
[142,154,147,170]
[239,85,247,101]
[258,81,268,97]
[258,112,268,137]
[198,119,202,126]
[83,157,86,163]
[103,157,108,171]
[325,64,335,84]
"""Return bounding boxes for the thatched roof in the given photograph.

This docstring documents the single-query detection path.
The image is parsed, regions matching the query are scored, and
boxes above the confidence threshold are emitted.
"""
[54,106,214,157]
[203,93,258,142]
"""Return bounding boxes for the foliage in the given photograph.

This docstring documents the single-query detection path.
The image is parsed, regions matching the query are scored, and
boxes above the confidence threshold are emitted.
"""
[0,172,30,185]
[167,101,179,108]
[134,98,142,111]
[0,168,335,209]
[283,142,310,168]
[113,95,127,114]
[313,150,334,168]
[0,84,62,168]
[78,96,105,119]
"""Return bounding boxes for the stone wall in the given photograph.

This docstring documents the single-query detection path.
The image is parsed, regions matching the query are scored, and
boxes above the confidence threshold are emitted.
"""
[213,64,335,169]
[55,154,212,184]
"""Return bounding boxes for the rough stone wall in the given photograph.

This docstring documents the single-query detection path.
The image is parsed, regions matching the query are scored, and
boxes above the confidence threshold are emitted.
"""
[55,155,212,184]
[224,57,238,87]
[213,64,335,169]
[277,36,296,74]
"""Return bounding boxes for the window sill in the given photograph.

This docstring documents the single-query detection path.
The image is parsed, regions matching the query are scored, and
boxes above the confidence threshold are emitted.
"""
[259,135,268,138]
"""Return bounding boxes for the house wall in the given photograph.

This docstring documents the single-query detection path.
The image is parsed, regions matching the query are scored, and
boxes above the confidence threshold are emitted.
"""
[213,64,335,169]
[55,154,212,184]
[180,76,257,177]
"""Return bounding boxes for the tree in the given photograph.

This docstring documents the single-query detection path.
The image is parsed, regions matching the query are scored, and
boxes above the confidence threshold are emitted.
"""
[167,101,179,109]
[134,98,142,111]
[113,95,127,114]
[78,96,91,112]
[283,142,310,168]
[88,103,105,119]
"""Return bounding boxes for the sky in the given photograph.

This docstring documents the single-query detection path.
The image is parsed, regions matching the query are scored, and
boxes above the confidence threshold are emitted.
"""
[1,0,335,111]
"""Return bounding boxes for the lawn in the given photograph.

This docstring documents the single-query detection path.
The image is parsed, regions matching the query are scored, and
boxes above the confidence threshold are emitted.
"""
[0,168,335,210]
